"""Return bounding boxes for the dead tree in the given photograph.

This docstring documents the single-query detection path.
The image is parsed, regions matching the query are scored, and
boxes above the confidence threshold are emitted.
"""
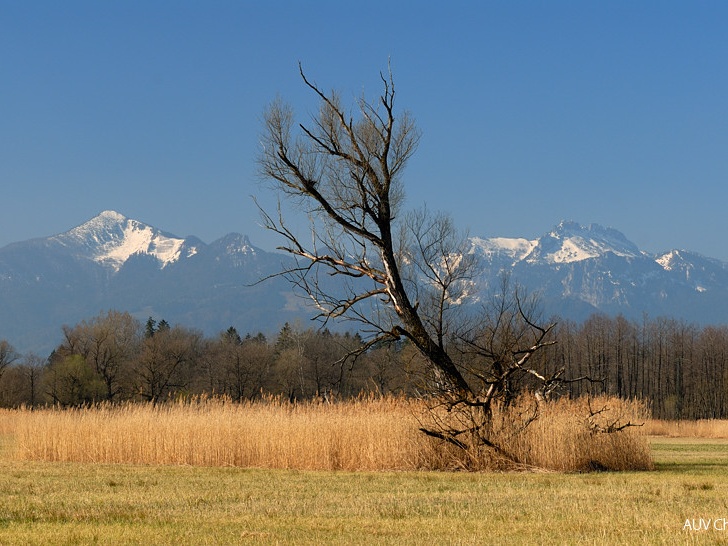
[258,64,576,464]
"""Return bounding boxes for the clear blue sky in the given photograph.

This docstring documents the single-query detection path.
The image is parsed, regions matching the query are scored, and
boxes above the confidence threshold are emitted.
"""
[3,1,728,259]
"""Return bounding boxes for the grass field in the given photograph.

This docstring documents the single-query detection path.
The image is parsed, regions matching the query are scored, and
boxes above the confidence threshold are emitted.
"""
[0,439,726,545]
[0,402,725,544]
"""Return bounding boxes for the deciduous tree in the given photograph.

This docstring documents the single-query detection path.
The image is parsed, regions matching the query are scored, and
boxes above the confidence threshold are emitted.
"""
[258,64,567,463]
[57,310,140,401]
[0,340,19,382]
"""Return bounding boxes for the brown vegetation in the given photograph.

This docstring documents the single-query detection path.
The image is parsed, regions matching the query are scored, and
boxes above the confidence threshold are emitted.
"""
[0,395,652,472]
[644,418,728,438]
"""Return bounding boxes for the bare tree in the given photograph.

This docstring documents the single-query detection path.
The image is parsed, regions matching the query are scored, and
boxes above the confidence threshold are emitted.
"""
[134,325,202,402]
[0,340,19,382]
[58,311,140,401]
[424,276,562,462]
[207,328,273,401]
[1,353,45,407]
[259,63,471,391]
[258,64,572,463]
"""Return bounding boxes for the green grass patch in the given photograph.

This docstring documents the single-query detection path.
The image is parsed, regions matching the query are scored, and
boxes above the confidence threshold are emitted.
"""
[0,438,726,544]
[651,437,728,472]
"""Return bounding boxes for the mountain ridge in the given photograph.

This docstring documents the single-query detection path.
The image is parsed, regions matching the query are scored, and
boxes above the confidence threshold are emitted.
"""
[474,220,670,266]
[2,211,728,354]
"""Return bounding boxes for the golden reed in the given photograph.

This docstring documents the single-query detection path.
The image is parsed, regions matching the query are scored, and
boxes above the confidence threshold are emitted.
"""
[643,418,728,438]
[0,395,653,471]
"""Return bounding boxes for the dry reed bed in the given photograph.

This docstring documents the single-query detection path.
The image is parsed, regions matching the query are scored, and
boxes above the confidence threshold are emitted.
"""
[427,395,653,471]
[644,418,728,438]
[4,397,423,471]
[0,396,653,472]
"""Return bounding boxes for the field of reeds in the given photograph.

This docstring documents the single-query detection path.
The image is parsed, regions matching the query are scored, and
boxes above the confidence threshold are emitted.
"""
[0,395,653,472]
[643,418,728,438]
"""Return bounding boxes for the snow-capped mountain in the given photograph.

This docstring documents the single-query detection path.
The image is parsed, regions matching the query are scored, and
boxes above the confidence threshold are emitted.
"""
[471,221,728,323]
[472,221,643,265]
[50,210,196,271]
[524,221,643,264]
[470,236,536,264]
[2,212,728,354]
[0,211,301,354]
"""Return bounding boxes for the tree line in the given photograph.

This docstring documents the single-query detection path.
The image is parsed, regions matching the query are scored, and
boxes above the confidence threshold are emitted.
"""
[0,310,423,408]
[552,314,728,419]
[0,309,726,419]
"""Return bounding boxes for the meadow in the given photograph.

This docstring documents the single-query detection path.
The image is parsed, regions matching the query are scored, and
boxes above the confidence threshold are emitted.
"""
[0,398,725,544]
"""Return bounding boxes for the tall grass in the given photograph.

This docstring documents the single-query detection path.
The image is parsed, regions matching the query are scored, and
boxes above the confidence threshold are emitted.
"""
[4,396,422,471]
[500,396,653,471]
[421,395,653,471]
[644,418,728,438]
[0,395,653,472]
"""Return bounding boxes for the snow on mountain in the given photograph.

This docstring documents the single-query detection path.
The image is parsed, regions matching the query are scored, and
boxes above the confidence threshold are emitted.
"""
[472,221,643,266]
[656,250,688,272]
[463,221,728,325]
[215,233,257,256]
[6,212,728,355]
[0,211,300,354]
[470,236,536,263]
[525,221,642,264]
[655,249,728,294]
[51,210,189,271]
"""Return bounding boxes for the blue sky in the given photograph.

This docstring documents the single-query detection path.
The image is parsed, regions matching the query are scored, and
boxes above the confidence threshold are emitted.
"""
[3,1,728,259]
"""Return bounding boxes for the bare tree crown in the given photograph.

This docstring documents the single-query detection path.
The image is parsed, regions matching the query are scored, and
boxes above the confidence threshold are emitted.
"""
[260,64,418,246]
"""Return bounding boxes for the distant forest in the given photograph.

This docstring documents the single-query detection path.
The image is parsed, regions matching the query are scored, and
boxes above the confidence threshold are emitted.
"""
[0,310,726,420]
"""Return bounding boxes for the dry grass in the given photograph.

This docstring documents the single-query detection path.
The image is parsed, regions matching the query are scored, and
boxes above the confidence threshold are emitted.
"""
[513,396,653,471]
[0,453,725,545]
[644,418,728,438]
[0,395,653,472]
[2,396,423,471]
[423,395,653,472]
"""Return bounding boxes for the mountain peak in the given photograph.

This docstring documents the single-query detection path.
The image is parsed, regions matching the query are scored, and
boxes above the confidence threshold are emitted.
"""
[66,210,127,237]
[550,220,633,243]
[98,210,126,222]
[528,221,641,264]
[470,236,536,263]
[209,233,259,265]
[52,211,187,271]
